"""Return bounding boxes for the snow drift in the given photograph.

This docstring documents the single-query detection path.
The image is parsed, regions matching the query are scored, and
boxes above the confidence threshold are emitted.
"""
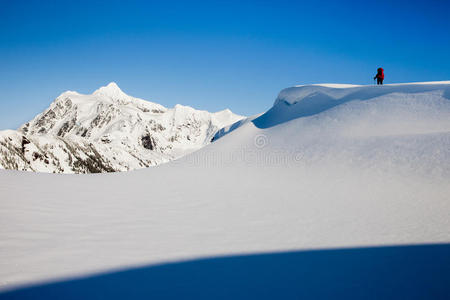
[1,81,450,292]
[255,81,450,128]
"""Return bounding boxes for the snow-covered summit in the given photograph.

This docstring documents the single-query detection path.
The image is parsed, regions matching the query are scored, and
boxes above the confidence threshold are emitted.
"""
[0,83,244,173]
[94,81,123,95]
[93,82,131,101]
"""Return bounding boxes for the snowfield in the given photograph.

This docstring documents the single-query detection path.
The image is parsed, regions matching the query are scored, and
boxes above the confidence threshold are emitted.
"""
[1,81,450,296]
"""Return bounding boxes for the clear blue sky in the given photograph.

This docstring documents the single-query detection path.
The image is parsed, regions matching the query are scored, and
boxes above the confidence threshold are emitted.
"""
[1,0,449,129]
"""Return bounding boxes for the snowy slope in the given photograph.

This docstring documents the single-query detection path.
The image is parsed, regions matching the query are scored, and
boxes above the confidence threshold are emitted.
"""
[0,83,243,173]
[214,81,450,138]
[1,81,450,291]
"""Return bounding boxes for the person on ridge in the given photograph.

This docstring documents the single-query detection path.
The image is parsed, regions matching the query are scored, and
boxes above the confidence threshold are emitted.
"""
[374,67,384,85]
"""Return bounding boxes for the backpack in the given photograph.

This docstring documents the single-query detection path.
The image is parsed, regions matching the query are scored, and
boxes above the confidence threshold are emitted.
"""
[377,68,384,79]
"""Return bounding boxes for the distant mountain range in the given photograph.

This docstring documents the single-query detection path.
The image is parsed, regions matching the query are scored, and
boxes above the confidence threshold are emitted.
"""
[0,82,243,173]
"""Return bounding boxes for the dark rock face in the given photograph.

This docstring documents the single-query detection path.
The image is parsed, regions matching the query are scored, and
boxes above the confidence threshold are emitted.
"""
[35,110,57,134]
[22,123,30,134]
[57,119,76,137]
[21,136,31,154]
[141,135,155,150]
[62,141,116,173]
[32,152,41,161]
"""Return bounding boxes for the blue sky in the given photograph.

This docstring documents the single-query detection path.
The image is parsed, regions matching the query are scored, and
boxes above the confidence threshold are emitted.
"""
[1,0,449,129]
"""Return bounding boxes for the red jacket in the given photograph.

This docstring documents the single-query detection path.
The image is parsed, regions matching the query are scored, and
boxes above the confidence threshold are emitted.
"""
[375,68,384,79]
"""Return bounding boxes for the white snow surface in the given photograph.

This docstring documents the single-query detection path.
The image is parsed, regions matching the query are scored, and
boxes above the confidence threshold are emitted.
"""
[1,81,450,290]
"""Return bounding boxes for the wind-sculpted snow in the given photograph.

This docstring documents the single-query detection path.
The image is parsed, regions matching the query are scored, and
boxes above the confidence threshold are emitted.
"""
[1,81,449,292]
[0,82,243,173]
[213,81,450,139]
[254,81,450,128]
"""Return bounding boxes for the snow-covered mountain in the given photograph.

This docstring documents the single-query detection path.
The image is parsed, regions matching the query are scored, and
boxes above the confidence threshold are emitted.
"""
[0,82,244,173]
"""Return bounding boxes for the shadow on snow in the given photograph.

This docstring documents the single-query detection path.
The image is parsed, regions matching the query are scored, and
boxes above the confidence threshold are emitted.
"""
[1,244,450,299]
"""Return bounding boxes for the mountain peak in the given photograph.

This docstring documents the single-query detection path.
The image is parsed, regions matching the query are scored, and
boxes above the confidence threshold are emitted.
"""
[93,82,129,100]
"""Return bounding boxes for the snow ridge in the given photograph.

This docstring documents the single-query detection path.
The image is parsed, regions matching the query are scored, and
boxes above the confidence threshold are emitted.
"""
[213,81,450,138]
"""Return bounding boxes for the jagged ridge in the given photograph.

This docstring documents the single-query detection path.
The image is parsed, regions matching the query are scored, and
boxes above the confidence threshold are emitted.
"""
[0,83,244,173]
